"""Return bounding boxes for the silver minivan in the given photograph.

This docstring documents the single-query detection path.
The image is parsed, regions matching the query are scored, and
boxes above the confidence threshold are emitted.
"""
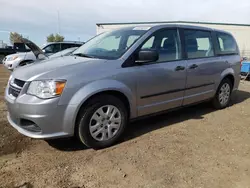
[5,24,241,149]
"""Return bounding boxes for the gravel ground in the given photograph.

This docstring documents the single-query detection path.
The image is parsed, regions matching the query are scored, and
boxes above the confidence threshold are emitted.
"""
[0,65,250,188]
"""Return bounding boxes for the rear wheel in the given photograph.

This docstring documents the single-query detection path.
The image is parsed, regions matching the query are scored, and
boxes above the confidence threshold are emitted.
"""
[213,78,232,109]
[76,95,128,149]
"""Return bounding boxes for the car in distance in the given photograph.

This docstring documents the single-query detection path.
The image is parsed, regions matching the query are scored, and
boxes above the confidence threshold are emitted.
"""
[45,47,78,59]
[2,40,83,71]
[14,47,79,70]
[5,24,241,149]
[2,38,46,70]
[41,41,84,56]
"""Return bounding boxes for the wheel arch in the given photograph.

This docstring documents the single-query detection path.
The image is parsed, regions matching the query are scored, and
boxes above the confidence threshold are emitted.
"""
[74,90,131,129]
[62,79,137,135]
[219,68,235,89]
[222,74,235,88]
[19,59,34,66]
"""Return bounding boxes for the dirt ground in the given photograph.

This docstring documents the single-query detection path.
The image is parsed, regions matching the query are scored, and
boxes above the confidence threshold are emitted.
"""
[0,65,250,188]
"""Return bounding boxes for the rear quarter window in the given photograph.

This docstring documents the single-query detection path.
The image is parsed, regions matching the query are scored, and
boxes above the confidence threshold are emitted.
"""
[216,32,238,55]
[184,29,215,59]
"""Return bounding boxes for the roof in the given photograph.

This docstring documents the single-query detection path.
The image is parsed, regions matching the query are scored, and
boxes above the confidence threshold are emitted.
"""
[46,41,84,44]
[96,20,250,27]
[96,23,231,35]
[119,24,214,31]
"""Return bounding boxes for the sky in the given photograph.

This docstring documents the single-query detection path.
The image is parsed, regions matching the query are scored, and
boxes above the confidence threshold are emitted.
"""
[0,0,250,46]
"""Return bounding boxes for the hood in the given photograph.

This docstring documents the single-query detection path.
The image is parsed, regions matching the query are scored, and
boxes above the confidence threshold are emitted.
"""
[12,56,108,81]
[5,52,26,58]
[4,51,32,61]
[21,38,45,58]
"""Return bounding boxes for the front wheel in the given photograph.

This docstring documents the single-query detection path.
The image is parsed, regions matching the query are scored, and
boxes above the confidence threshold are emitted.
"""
[76,95,128,149]
[212,78,232,109]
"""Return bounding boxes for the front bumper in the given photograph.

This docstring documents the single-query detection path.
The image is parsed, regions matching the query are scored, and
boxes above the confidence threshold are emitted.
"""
[5,86,75,139]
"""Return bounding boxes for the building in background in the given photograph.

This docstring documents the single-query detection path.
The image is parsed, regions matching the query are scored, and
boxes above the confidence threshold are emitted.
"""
[96,21,250,58]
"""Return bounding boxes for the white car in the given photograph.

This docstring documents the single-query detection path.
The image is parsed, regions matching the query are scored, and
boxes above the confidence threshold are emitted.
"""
[13,46,79,70]
[2,40,83,71]
[2,39,46,71]
[3,51,37,70]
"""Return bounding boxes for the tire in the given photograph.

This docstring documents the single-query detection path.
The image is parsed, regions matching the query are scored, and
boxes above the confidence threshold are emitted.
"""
[76,94,128,149]
[212,78,232,109]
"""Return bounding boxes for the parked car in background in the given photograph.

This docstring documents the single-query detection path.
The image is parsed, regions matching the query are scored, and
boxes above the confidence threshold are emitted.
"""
[0,42,30,59]
[14,47,79,70]
[47,47,78,59]
[41,41,84,56]
[5,25,241,149]
[2,38,46,70]
[2,40,84,71]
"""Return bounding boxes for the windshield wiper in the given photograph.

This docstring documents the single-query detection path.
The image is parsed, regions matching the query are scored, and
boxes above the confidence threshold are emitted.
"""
[73,53,95,58]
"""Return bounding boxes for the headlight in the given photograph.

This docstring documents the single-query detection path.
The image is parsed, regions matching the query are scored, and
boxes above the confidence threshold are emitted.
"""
[27,80,66,99]
[7,56,19,61]
[8,74,13,85]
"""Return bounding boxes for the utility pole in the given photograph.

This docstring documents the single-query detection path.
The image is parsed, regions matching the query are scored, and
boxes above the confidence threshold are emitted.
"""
[57,10,61,34]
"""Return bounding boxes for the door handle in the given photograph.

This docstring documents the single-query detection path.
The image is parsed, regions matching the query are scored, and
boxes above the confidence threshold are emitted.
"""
[175,66,185,71]
[189,64,198,69]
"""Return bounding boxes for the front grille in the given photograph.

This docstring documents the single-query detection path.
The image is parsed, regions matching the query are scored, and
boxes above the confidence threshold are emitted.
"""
[9,85,21,97]
[14,79,25,88]
[8,78,25,98]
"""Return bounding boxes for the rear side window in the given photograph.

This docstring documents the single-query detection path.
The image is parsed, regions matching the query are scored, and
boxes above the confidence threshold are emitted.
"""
[217,32,238,55]
[73,43,82,47]
[61,43,82,50]
[61,43,72,50]
[184,30,214,59]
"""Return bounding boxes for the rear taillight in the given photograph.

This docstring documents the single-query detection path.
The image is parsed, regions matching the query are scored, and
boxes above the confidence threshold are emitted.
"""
[240,58,243,68]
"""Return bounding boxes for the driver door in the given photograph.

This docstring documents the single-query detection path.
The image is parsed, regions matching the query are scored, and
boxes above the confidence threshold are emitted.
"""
[135,28,187,116]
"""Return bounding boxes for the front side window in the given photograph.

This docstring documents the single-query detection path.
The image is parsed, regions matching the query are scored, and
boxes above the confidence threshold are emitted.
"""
[139,29,181,62]
[51,44,61,53]
[141,36,155,50]
[184,30,214,59]
[217,32,238,55]
[43,44,61,53]
[43,44,53,53]
[73,28,148,60]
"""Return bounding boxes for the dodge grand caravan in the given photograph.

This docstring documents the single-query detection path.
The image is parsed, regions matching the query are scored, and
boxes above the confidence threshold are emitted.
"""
[5,24,241,149]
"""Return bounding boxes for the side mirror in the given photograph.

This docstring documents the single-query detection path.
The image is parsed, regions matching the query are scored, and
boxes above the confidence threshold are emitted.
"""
[243,57,248,61]
[42,49,46,53]
[136,50,159,64]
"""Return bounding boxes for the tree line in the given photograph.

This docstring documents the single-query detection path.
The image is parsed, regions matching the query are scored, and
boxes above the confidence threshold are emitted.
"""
[9,32,64,44]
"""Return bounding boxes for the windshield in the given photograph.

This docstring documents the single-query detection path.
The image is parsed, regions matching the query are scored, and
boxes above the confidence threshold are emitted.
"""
[73,27,149,60]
